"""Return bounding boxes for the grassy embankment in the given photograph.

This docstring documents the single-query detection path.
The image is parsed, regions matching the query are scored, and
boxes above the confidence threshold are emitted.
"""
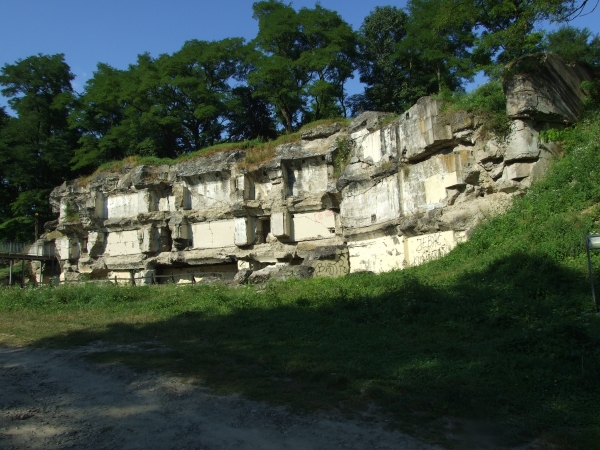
[2,103,600,448]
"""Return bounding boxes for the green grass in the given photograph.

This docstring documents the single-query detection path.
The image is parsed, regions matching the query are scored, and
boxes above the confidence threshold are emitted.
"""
[2,111,600,448]
[437,81,511,139]
[0,263,28,280]
[298,117,352,132]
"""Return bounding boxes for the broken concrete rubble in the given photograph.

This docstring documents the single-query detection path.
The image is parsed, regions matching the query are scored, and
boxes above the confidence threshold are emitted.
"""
[39,56,594,285]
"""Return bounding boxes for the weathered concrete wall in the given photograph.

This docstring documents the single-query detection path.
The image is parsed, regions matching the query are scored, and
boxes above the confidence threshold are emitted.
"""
[186,173,232,211]
[348,235,406,274]
[405,231,457,267]
[401,152,469,215]
[45,55,590,283]
[292,211,336,241]
[340,175,400,229]
[106,192,150,219]
[105,231,141,256]
[191,220,236,249]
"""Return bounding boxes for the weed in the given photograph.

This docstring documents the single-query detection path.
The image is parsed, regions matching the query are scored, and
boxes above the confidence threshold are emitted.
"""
[437,81,511,139]
[377,113,400,130]
[63,202,80,222]
[333,136,353,176]
[299,117,351,132]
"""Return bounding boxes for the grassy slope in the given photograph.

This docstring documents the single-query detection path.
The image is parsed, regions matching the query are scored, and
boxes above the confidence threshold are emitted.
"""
[2,113,600,448]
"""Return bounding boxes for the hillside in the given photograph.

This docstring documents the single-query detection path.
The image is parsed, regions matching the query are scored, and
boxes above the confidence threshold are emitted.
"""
[2,101,600,448]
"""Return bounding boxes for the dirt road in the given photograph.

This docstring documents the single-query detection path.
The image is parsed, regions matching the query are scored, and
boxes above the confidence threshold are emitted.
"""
[0,344,443,450]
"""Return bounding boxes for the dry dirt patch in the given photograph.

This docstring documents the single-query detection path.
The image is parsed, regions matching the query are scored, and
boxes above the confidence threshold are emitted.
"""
[0,345,444,450]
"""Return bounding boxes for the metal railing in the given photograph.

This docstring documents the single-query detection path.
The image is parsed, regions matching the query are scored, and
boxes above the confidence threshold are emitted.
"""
[0,241,56,258]
[0,241,30,254]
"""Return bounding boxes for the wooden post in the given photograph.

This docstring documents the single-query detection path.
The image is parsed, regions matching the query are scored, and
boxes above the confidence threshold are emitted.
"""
[130,271,135,286]
[171,272,175,283]
[114,276,118,285]
[191,273,196,284]
[39,261,43,285]
[152,272,157,285]
[21,260,24,287]
[8,259,12,286]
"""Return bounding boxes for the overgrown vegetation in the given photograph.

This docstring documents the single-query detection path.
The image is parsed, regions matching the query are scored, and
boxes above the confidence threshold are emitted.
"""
[2,106,600,448]
[333,136,353,176]
[437,81,511,139]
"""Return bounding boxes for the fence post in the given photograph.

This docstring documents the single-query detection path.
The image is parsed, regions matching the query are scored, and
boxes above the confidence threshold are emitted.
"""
[21,260,24,287]
[130,271,135,286]
[8,259,12,286]
[114,276,118,285]
[171,272,175,283]
[191,273,196,284]
[152,272,157,285]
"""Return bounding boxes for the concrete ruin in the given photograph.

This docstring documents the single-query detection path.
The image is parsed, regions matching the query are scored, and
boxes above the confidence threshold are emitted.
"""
[40,54,595,285]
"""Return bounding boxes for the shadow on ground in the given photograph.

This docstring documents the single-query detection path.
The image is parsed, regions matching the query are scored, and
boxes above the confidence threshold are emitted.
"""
[32,253,600,448]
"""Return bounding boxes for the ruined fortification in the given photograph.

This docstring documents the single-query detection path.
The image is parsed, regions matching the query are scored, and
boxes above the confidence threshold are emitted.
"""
[41,55,594,284]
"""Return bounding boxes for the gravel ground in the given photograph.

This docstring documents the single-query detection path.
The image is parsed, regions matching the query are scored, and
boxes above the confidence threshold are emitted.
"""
[0,344,446,450]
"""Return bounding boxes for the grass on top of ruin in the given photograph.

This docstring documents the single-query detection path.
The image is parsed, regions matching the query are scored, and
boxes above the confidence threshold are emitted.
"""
[81,117,353,181]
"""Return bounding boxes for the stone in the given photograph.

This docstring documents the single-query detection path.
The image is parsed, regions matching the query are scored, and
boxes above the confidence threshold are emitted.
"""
[399,97,454,161]
[505,162,533,180]
[496,179,521,194]
[504,120,540,162]
[248,265,280,284]
[461,163,480,185]
[504,53,595,124]
[232,269,253,285]
[300,122,342,140]
[44,59,582,280]
[348,111,393,134]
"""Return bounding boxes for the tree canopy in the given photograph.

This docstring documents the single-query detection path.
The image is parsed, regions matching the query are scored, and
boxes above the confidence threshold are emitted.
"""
[0,0,598,240]
[0,54,78,241]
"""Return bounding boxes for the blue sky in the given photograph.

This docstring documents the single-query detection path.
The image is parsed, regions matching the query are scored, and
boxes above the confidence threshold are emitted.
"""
[1,0,598,107]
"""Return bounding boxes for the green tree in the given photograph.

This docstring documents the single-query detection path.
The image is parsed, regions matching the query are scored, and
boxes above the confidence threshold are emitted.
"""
[249,0,309,132]
[297,4,358,121]
[542,26,600,67]
[354,6,421,113]
[71,38,249,171]
[0,54,78,241]
[225,85,277,141]
[249,0,357,130]
[0,107,15,230]
[403,0,477,93]
[69,63,128,170]
[158,38,247,150]
[430,0,597,69]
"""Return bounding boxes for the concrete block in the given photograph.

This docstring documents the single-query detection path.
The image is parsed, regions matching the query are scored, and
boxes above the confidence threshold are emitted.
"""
[405,231,456,267]
[505,162,532,180]
[292,210,336,241]
[348,235,405,273]
[272,211,291,238]
[504,120,540,162]
[191,220,235,249]
[234,217,253,246]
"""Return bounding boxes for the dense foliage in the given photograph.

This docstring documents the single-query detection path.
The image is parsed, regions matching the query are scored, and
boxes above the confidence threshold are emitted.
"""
[0,0,597,240]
